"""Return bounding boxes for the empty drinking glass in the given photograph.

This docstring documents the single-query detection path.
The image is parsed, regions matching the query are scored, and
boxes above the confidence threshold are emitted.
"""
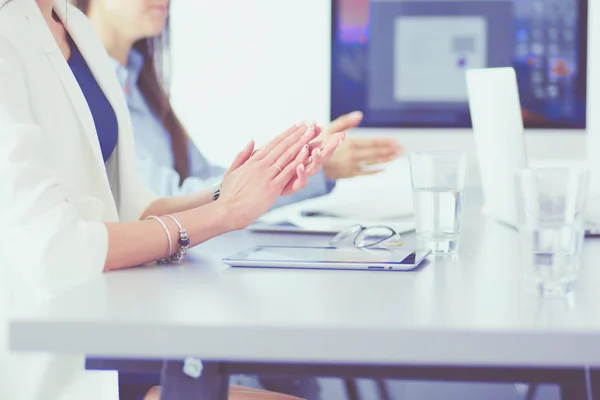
[409,152,467,254]
[515,167,589,297]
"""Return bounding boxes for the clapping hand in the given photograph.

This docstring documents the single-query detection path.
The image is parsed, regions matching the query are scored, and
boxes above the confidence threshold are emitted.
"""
[219,123,345,230]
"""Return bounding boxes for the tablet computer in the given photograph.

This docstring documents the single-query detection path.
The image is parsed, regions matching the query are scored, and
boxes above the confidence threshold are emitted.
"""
[223,246,431,271]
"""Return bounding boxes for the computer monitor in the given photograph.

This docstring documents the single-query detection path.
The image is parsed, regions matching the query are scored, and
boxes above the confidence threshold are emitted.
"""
[330,0,588,129]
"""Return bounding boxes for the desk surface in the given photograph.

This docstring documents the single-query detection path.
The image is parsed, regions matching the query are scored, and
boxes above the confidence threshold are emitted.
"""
[9,193,600,368]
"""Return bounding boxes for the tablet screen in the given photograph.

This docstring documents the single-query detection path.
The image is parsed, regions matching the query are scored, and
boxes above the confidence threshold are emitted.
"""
[232,246,426,265]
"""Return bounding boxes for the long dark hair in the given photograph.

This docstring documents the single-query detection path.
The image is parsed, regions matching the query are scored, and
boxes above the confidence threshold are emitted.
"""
[73,0,190,183]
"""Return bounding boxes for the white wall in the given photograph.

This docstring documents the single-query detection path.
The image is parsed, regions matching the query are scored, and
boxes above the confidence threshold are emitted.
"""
[170,0,331,165]
[170,0,596,184]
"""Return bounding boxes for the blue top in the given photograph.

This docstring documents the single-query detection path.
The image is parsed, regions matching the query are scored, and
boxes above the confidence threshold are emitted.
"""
[68,39,118,163]
[109,50,335,207]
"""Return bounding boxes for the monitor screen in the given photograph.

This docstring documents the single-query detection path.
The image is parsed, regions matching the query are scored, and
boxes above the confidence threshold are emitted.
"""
[331,0,588,129]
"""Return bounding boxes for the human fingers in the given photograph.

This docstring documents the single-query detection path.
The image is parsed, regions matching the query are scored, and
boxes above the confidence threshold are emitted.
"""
[282,163,308,195]
[252,123,305,161]
[305,147,323,176]
[313,124,322,137]
[361,151,400,166]
[318,132,346,160]
[353,144,400,165]
[273,140,311,188]
[356,168,385,176]
[267,125,318,175]
[351,137,403,151]
[225,140,255,175]
[324,111,363,136]
[305,131,346,157]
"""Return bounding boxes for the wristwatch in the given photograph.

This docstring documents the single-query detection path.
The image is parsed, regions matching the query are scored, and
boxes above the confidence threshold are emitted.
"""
[212,182,221,202]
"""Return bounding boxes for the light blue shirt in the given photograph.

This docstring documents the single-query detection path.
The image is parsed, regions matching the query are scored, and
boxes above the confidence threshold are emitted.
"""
[111,50,334,208]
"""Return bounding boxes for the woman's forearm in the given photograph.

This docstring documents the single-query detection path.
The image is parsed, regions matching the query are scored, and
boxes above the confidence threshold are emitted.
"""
[104,200,231,271]
[141,189,214,219]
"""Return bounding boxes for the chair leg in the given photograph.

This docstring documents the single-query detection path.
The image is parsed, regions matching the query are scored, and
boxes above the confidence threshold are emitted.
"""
[523,383,538,400]
[375,379,391,400]
[344,378,360,400]
[558,370,588,400]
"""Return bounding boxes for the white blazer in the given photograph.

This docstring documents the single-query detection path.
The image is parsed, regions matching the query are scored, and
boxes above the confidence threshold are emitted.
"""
[0,0,156,399]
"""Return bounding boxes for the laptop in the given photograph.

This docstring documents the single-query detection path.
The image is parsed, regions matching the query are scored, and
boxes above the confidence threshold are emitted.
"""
[466,67,527,228]
[465,67,597,234]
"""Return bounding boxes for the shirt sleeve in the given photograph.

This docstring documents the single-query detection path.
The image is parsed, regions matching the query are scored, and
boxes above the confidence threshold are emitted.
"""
[0,39,108,299]
[135,144,225,197]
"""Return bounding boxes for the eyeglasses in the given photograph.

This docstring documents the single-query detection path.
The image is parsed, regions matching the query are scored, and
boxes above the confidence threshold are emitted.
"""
[330,224,403,248]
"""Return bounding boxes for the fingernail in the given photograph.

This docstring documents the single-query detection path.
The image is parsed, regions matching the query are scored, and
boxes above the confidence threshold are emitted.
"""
[308,156,313,164]
[299,164,305,172]
[304,126,314,137]
[316,149,321,157]
[349,111,363,119]
[302,144,309,152]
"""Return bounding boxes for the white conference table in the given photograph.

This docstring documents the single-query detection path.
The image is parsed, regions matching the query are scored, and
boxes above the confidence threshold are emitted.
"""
[9,193,600,399]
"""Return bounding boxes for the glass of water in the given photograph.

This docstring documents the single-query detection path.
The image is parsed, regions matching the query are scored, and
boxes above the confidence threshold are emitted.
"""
[515,167,589,297]
[409,152,467,254]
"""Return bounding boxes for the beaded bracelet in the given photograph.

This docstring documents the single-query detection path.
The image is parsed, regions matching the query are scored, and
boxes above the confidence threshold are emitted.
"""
[164,215,190,263]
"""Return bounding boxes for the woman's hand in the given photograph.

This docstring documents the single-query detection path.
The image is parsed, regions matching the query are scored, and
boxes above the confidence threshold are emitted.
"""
[280,128,346,196]
[219,124,319,230]
[321,111,404,180]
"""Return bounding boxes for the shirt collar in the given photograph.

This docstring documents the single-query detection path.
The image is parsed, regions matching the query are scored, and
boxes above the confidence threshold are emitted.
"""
[110,49,145,90]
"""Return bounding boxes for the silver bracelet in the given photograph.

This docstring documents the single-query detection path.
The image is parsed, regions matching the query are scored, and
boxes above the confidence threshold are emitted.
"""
[164,215,190,263]
[145,215,173,264]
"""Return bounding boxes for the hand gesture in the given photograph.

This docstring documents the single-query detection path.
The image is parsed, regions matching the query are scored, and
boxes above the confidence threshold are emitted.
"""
[280,125,346,195]
[220,124,319,230]
[320,111,404,180]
